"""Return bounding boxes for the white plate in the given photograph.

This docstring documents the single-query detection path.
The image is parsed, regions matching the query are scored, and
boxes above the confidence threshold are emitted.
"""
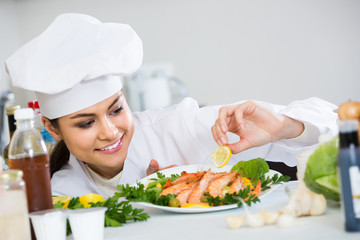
[133,164,282,213]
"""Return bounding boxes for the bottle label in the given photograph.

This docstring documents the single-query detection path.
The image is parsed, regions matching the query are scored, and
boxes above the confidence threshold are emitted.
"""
[349,166,360,218]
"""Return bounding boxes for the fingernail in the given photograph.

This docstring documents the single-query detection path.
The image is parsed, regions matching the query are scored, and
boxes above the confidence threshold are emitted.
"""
[220,137,227,145]
[221,124,227,132]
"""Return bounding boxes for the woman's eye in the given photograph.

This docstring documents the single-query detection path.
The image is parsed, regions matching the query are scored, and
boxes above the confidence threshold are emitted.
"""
[78,120,94,129]
[111,106,123,115]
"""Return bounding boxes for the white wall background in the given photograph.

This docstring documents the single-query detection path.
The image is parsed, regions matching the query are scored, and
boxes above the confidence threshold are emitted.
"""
[1,0,360,108]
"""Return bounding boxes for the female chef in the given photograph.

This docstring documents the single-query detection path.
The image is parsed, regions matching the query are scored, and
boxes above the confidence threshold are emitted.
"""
[5,13,338,198]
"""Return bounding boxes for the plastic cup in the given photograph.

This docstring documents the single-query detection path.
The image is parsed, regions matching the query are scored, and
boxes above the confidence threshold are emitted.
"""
[68,207,107,240]
[29,209,67,240]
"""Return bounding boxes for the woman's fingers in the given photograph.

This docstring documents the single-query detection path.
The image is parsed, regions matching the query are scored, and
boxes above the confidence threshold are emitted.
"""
[146,159,160,176]
[212,100,299,154]
[218,102,255,131]
[212,120,228,145]
[217,105,237,129]
[213,105,238,145]
[233,105,247,130]
[212,101,262,153]
[227,138,253,154]
[213,102,251,146]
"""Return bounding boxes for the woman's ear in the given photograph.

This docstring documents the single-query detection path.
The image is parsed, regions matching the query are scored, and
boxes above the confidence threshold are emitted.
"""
[42,117,62,141]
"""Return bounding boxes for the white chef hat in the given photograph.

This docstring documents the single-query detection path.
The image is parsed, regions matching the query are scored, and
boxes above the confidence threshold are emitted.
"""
[5,13,143,119]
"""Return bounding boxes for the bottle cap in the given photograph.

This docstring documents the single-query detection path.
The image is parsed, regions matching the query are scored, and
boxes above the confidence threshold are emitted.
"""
[6,105,21,115]
[28,101,34,109]
[34,101,40,109]
[14,108,35,120]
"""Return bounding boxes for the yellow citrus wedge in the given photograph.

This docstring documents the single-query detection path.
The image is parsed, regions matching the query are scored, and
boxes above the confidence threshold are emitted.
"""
[181,203,210,208]
[79,193,105,208]
[52,196,72,208]
[211,145,231,168]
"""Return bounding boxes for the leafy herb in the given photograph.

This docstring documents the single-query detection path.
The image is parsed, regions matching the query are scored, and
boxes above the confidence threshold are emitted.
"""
[90,192,149,226]
[156,172,166,179]
[117,183,175,206]
[231,158,269,183]
[52,201,64,209]
[116,171,180,206]
[205,186,260,207]
[260,173,290,191]
[67,197,84,209]
[145,172,180,189]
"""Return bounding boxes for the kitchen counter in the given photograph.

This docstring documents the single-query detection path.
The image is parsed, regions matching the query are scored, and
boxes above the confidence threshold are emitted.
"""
[100,182,360,240]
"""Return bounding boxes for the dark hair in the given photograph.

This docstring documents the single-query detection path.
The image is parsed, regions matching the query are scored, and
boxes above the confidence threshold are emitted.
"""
[49,119,70,178]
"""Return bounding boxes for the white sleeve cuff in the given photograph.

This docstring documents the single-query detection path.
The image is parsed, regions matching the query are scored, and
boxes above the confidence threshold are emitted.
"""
[290,121,321,145]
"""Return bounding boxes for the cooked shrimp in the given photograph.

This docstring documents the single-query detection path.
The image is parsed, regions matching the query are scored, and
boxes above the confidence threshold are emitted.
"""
[208,172,228,184]
[163,171,204,189]
[244,180,262,201]
[228,176,244,194]
[207,172,236,198]
[251,180,262,198]
[176,182,199,206]
[188,169,212,204]
[160,182,189,196]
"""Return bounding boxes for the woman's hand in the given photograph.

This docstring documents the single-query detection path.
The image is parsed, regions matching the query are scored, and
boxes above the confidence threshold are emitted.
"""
[211,101,304,154]
[146,159,178,176]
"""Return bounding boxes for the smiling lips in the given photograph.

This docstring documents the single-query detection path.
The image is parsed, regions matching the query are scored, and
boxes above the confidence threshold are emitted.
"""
[97,136,123,154]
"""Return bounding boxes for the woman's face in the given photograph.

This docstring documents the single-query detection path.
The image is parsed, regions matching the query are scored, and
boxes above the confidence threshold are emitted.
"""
[52,91,134,178]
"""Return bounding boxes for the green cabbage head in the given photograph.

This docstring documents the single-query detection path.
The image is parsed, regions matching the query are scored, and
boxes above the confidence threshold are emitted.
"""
[304,136,340,201]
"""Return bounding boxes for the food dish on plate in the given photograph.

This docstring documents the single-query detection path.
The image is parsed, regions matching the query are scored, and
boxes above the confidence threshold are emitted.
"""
[118,163,286,213]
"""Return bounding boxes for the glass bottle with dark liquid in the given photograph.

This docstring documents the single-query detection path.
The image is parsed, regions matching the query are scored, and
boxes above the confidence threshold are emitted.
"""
[8,108,53,239]
[338,120,360,232]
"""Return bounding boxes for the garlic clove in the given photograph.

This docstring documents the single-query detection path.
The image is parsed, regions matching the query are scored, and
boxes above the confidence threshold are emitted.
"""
[247,212,265,228]
[277,213,295,228]
[281,203,296,216]
[225,215,246,229]
[282,176,328,217]
[261,210,279,225]
[309,193,327,216]
[295,190,313,217]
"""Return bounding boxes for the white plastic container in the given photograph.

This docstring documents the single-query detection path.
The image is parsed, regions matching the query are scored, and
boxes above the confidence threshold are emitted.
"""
[29,209,67,240]
[68,207,107,240]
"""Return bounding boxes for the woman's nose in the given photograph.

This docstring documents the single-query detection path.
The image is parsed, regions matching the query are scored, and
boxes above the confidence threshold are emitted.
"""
[98,117,118,140]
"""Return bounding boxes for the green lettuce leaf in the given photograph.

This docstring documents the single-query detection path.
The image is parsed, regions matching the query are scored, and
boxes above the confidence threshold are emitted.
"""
[304,136,340,201]
[230,157,269,182]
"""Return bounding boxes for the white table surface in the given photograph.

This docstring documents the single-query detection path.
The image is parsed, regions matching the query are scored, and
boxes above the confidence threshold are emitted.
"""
[100,181,360,240]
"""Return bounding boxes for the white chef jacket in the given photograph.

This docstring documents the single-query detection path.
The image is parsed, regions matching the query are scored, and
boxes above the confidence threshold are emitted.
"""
[51,97,338,197]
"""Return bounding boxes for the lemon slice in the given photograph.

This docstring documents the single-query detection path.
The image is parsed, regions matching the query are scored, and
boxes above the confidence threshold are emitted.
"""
[181,203,210,208]
[79,193,105,208]
[52,196,72,208]
[211,145,231,168]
